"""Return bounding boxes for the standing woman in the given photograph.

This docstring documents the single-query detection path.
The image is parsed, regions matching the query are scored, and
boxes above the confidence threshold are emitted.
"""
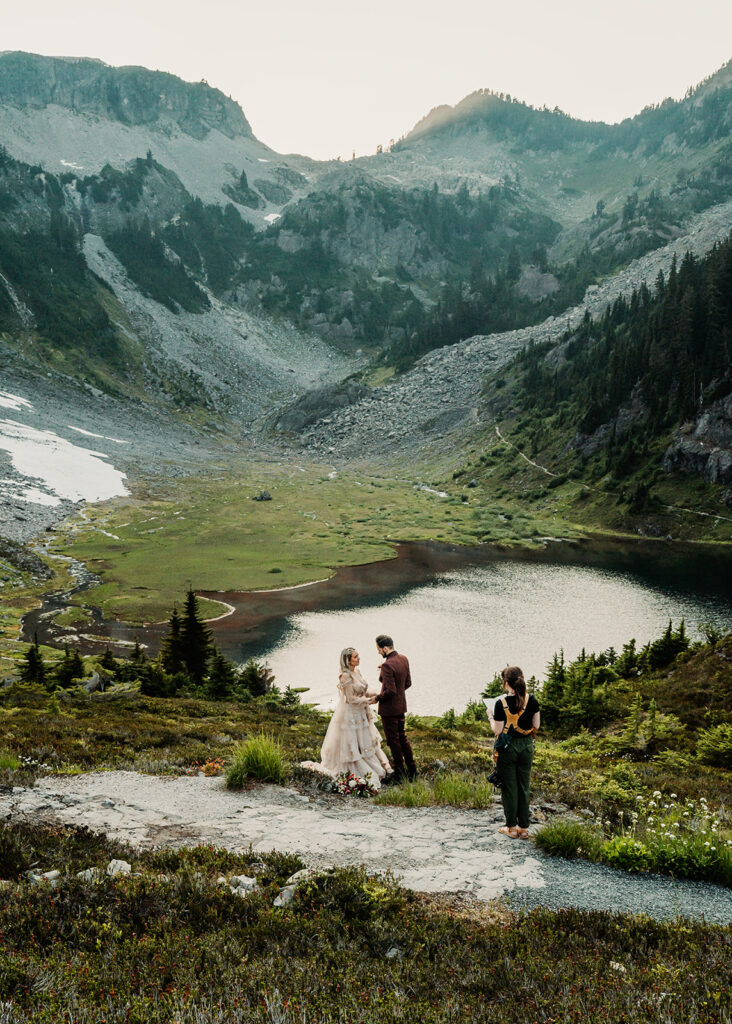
[300,647,391,787]
[490,666,540,839]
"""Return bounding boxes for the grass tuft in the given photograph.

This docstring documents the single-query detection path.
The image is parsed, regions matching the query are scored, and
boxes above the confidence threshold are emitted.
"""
[534,819,603,860]
[226,733,286,787]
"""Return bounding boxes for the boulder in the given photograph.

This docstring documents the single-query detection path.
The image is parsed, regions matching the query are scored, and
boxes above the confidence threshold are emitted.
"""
[273,884,297,908]
[106,859,132,876]
[276,380,367,433]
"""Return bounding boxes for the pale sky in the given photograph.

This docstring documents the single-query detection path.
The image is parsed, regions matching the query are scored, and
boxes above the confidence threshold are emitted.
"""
[3,0,731,160]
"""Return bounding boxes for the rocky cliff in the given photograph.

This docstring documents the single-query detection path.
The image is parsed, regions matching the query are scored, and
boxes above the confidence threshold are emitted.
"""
[0,52,252,140]
[663,392,732,498]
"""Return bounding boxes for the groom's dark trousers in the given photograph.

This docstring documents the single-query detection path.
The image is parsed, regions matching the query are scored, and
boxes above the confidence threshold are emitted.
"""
[377,651,416,778]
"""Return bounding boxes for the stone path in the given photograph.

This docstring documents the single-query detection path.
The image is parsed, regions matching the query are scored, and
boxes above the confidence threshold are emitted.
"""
[3,772,731,923]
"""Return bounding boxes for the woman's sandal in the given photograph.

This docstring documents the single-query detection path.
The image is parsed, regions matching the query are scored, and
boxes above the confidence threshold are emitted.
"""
[516,828,530,840]
[498,826,519,838]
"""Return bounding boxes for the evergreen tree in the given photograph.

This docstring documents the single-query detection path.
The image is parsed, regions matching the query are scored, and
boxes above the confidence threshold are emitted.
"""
[207,649,238,699]
[180,587,213,686]
[130,639,146,665]
[240,658,275,697]
[540,650,565,722]
[20,635,45,687]
[54,645,85,688]
[160,606,185,676]
[621,692,644,749]
[100,647,117,671]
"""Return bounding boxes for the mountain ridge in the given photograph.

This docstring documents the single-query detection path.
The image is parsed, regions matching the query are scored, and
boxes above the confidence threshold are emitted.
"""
[0,51,253,141]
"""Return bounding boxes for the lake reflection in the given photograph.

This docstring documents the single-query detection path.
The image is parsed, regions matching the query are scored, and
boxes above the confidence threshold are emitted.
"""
[259,561,731,715]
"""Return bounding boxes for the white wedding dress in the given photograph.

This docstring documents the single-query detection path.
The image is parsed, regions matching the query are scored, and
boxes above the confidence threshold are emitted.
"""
[301,668,391,788]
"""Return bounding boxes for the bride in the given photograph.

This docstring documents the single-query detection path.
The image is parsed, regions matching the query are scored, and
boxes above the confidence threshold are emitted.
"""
[301,647,391,788]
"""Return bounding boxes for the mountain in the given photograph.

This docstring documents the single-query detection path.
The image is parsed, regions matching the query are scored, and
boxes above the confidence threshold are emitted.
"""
[0,51,316,219]
[0,51,253,139]
[1,50,731,543]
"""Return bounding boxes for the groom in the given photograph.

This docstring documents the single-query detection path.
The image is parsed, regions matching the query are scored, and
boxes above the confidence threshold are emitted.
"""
[373,634,417,783]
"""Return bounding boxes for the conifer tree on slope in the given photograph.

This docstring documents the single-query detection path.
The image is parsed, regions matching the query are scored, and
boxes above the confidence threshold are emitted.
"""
[180,587,213,685]
[160,606,185,675]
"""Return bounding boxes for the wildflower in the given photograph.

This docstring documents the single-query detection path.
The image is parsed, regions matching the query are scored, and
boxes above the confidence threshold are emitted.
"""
[670,793,677,799]
[636,795,644,802]
[704,842,710,847]
[683,811,690,817]
[673,822,680,828]
[653,791,662,798]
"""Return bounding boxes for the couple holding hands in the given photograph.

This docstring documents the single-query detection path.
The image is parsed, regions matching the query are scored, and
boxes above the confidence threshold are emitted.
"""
[302,634,416,787]
[304,634,541,840]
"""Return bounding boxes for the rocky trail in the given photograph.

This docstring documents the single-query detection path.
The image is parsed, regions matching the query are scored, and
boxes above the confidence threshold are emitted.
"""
[3,771,730,924]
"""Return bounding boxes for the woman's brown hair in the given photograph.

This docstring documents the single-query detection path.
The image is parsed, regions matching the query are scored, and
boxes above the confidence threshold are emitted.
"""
[501,666,527,713]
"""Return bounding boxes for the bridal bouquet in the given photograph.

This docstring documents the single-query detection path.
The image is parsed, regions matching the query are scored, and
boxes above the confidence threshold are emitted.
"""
[333,771,378,797]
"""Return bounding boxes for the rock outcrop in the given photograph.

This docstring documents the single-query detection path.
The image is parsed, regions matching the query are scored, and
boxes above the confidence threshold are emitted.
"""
[0,52,252,140]
[663,392,732,488]
[275,379,367,433]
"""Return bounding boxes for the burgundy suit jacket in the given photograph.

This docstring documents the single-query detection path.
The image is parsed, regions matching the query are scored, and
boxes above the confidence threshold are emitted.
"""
[377,651,412,718]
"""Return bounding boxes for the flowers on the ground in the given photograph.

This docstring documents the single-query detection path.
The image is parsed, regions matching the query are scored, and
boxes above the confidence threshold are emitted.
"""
[332,772,378,797]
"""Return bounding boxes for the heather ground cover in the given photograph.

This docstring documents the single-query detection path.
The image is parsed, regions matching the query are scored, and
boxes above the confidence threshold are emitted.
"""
[0,822,730,1024]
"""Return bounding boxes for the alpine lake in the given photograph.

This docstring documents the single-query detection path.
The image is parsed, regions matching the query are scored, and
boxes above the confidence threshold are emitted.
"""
[204,537,732,715]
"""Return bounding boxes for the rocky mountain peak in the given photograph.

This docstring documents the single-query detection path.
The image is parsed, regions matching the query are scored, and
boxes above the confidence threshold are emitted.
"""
[0,51,253,141]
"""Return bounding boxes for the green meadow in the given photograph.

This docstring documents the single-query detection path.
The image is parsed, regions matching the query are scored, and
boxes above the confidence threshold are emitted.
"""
[42,456,582,626]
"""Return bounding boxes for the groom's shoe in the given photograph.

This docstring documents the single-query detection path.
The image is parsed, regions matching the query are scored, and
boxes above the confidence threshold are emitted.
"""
[407,768,418,782]
[382,771,403,787]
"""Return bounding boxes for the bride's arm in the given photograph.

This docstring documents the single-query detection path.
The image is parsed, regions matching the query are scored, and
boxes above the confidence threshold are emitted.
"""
[339,672,371,706]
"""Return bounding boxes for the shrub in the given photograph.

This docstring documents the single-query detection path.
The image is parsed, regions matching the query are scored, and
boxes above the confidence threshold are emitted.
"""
[697,723,732,768]
[0,826,28,879]
[226,734,285,787]
[600,835,652,872]
[294,865,408,923]
[0,751,20,771]
[534,820,603,860]
[239,659,276,697]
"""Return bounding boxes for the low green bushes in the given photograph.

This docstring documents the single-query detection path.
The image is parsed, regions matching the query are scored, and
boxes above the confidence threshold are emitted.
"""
[536,793,732,886]
[534,819,603,860]
[697,723,732,768]
[226,733,286,787]
[0,822,729,1023]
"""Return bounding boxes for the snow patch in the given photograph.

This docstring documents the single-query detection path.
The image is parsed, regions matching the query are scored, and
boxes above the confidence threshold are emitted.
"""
[264,213,281,224]
[0,420,129,503]
[68,425,128,444]
[0,391,32,411]
[0,479,61,507]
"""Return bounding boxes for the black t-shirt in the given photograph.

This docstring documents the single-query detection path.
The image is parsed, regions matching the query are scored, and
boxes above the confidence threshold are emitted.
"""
[492,693,540,733]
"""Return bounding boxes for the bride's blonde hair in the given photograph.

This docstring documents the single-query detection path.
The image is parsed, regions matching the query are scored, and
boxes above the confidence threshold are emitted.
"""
[340,647,356,674]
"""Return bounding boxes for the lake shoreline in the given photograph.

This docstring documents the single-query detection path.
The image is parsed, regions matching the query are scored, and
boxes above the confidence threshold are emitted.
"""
[22,533,732,667]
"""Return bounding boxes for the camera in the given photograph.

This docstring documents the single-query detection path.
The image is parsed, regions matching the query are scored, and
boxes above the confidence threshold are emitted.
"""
[487,768,501,787]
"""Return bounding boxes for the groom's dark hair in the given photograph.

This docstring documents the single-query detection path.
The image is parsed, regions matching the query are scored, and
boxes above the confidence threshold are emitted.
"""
[376,634,393,649]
